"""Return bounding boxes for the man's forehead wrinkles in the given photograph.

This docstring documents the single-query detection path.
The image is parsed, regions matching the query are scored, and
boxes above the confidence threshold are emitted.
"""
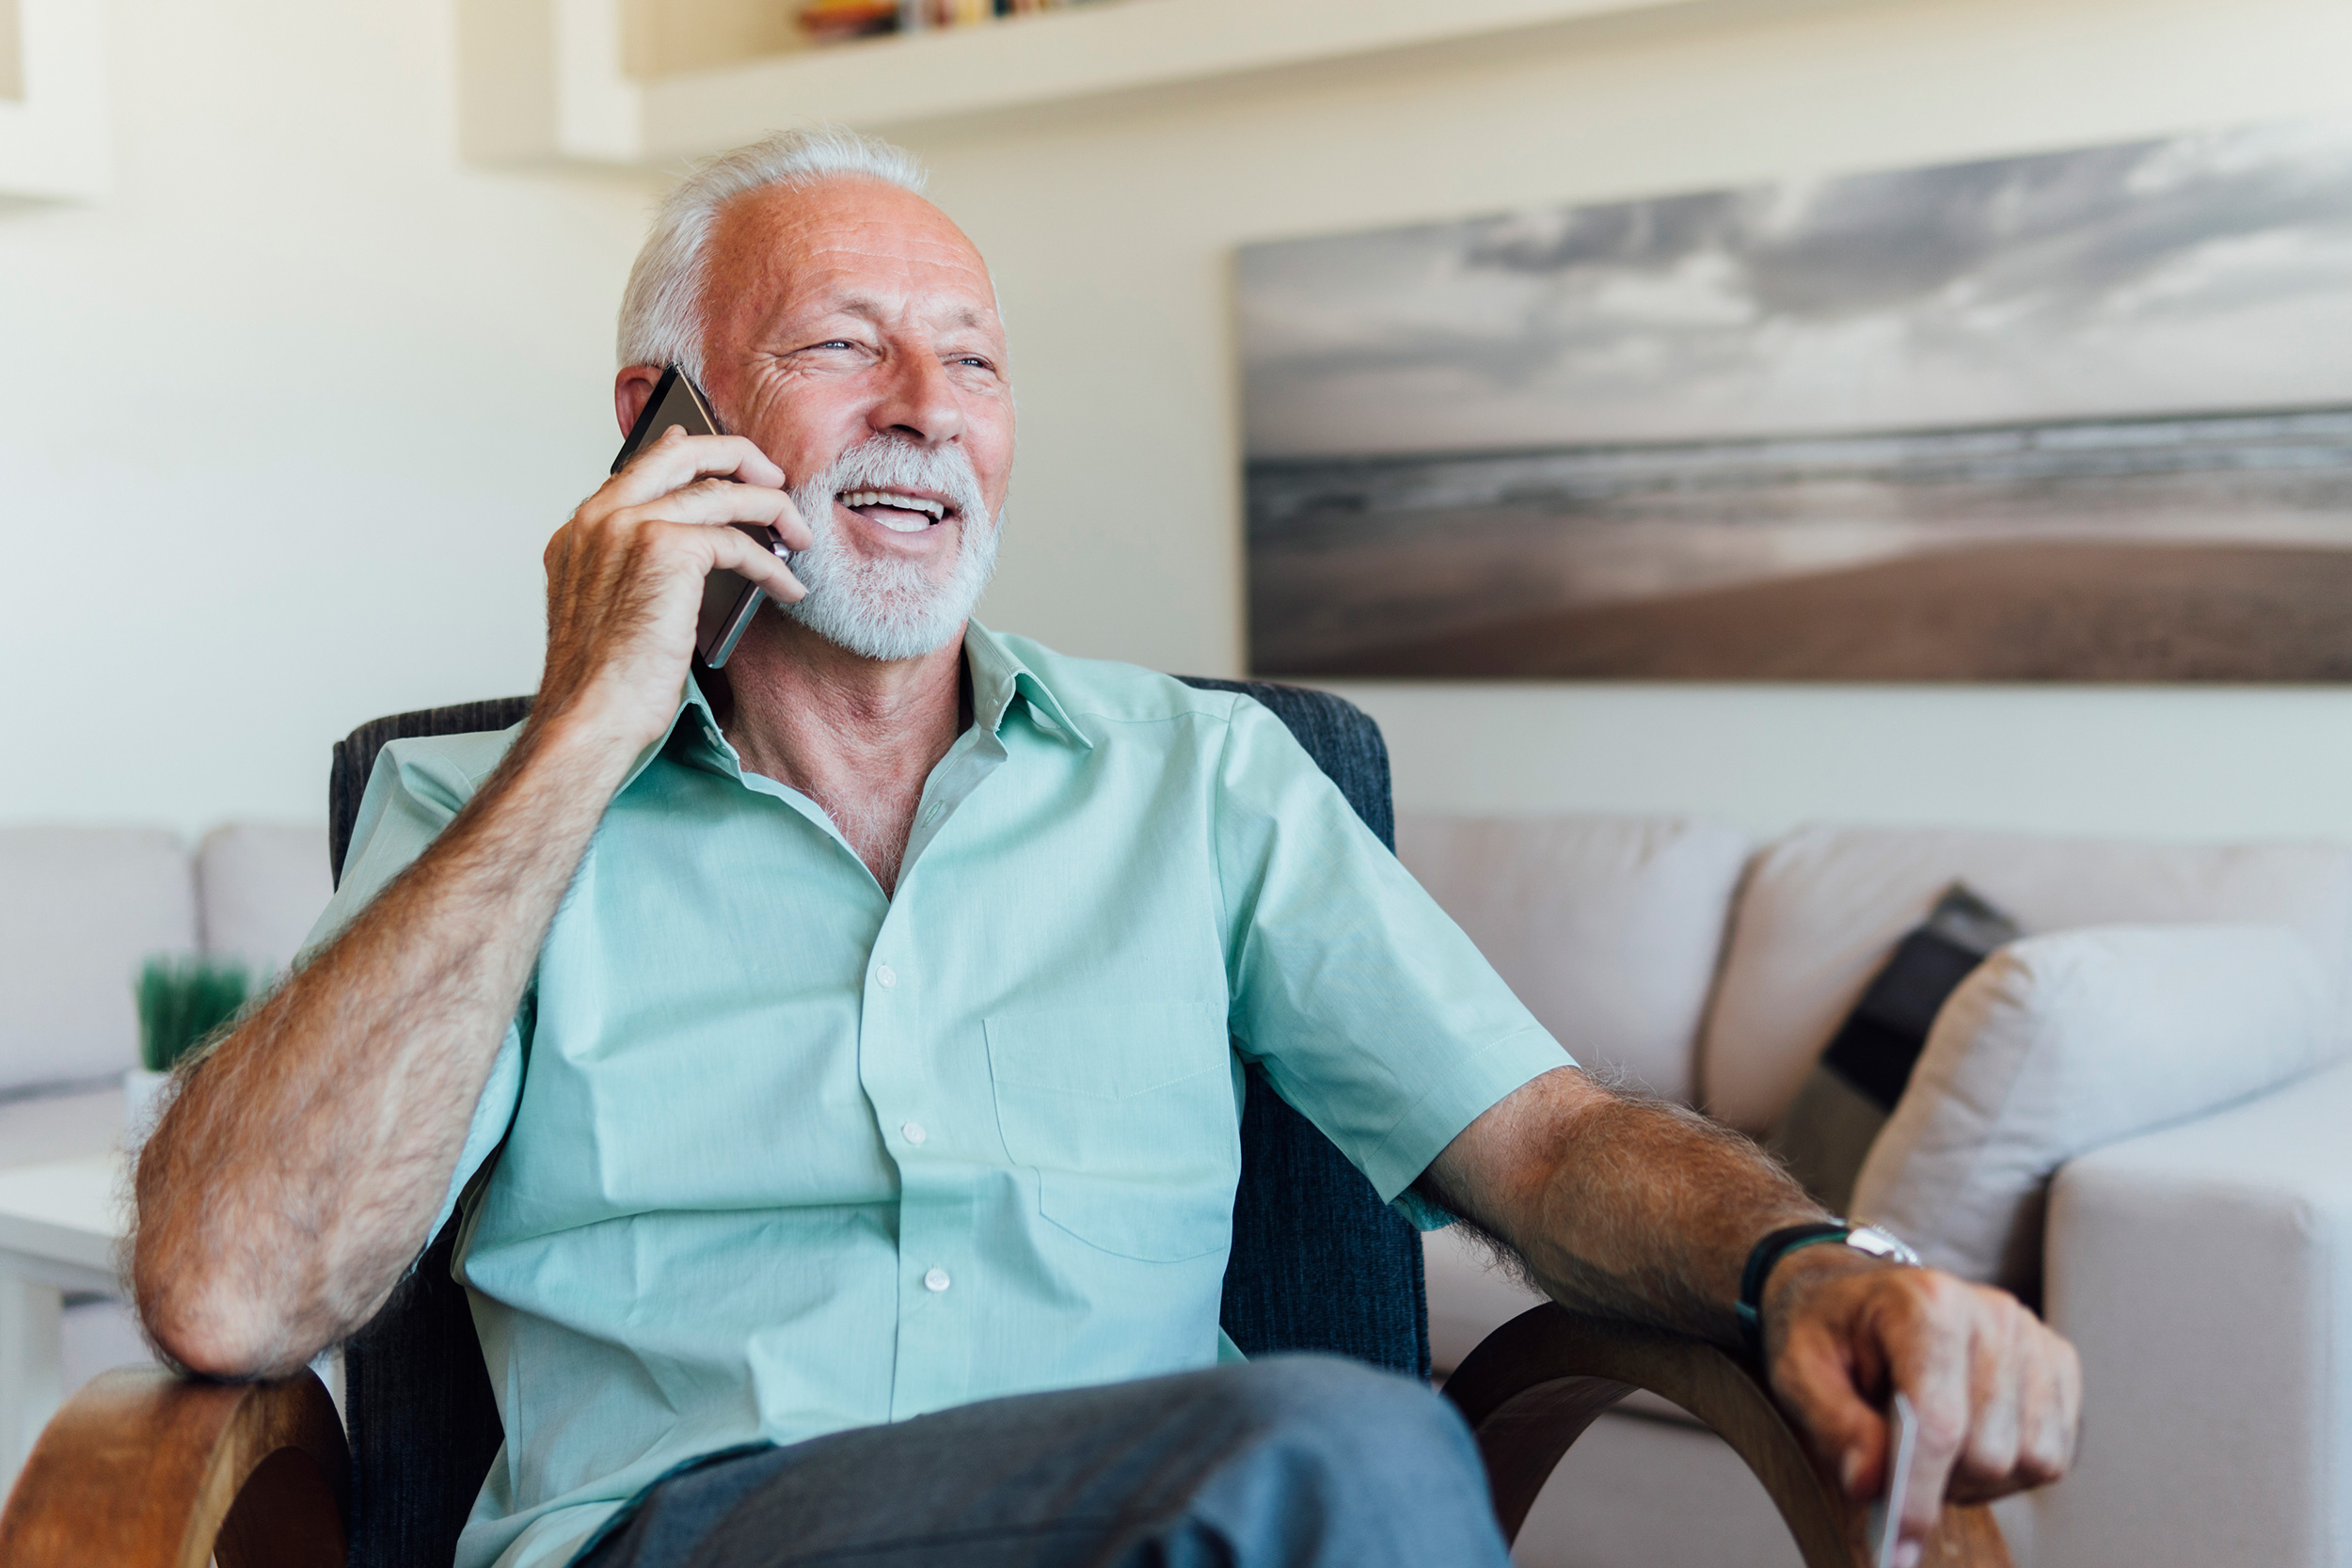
[732,242,993,296]
[730,264,1001,338]
[717,210,989,279]
[780,255,996,310]
[794,232,984,266]
[703,183,1006,350]
[741,286,1001,337]
[729,239,982,287]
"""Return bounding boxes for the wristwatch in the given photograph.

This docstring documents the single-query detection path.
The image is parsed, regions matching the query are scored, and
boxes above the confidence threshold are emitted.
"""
[1736,1222,1923,1362]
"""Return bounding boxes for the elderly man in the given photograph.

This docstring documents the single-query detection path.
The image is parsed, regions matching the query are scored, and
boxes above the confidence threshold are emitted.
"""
[133,129,2077,1568]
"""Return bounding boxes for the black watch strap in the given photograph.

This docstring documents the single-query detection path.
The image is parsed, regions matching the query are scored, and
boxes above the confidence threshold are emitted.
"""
[1736,1222,1852,1362]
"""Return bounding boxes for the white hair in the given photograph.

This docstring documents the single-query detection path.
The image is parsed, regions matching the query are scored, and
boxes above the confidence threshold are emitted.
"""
[617,127,930,381]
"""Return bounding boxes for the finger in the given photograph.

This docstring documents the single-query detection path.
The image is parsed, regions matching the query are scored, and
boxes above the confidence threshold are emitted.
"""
[2012,1324,2080,1487]
[668,484,815,554]
[1948,1297,2024,1504]
[1771,1314,1886,1500]
[611,431,786,503]
[642,425,786,489]
[2004,1336,2060,1490]
[1886,1279,1974,1545]
[611,476,798,533]
[768,490,813,555]
[679,521,808,605]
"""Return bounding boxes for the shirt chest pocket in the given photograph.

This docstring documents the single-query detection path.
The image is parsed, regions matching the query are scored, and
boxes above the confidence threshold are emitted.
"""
[983,1003,1241,1263]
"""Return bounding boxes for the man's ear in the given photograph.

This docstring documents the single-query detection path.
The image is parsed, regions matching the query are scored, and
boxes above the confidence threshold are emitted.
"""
[614,365,664,436]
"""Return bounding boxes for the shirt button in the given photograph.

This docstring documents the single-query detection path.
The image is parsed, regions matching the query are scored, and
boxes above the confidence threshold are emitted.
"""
[923,1267,951,1292]
[901,1120,928,1146]
[922,803,944,825]
[876,964,897,989]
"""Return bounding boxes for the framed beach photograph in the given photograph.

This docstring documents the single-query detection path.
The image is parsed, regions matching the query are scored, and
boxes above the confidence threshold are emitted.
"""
[1237,121,2352,680]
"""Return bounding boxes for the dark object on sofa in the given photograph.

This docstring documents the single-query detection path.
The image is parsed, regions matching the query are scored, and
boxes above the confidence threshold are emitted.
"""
[0,681,2012,1568]
[1772,883,2022,1212]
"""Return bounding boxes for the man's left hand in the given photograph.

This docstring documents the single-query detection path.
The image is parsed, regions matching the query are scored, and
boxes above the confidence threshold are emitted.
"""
[1765,1250,2082,1560]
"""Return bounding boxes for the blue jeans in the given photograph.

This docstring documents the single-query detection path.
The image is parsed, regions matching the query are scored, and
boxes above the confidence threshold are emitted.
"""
[576,1354,1511,1568]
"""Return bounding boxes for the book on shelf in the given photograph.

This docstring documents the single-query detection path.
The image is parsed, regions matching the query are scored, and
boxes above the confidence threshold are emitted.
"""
[798,0,1092,42]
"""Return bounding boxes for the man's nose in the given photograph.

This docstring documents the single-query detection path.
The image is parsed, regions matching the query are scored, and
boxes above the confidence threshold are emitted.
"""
[870,349,966,447]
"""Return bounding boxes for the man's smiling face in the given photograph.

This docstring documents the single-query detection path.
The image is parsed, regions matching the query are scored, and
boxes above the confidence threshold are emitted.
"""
[696,177,1015,597]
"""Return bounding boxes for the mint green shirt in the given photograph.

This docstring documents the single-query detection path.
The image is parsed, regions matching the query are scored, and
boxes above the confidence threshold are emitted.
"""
[313,623,1570,1568]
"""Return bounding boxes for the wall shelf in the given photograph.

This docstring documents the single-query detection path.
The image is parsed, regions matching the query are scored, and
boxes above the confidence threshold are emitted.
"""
[458,0,1710,170]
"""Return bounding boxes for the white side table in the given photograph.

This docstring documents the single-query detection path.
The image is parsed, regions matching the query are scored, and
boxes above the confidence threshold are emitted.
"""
[0,1153,124,1496]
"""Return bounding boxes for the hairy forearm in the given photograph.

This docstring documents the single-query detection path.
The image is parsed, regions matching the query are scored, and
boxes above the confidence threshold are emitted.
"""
[132,714,635,1377]
[130,423,805,1377]
[1427,1070,1826,1346]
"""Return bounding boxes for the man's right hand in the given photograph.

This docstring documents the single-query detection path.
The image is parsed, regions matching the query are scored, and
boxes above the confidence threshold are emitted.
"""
[537,425,812,765]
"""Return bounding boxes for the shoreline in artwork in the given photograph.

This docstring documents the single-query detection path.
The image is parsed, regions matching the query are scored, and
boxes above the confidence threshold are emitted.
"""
[1246,404,2352,679]
[1248,402,2352,515]
[1258,539,2352,683]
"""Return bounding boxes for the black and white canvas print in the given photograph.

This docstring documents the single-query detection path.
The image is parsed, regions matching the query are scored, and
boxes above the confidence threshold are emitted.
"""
[1238,122,2352,679]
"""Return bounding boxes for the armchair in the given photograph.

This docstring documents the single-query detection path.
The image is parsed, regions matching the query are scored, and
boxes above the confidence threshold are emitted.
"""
[0,681,2009,1568]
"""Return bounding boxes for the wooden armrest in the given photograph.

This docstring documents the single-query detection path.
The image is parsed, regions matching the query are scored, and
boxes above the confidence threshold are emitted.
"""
[1441,1304,2011,1568]
[0,1364,348,1568]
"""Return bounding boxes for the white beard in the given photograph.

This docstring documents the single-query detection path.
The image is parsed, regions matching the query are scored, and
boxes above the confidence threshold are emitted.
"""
[781,435,1000,662]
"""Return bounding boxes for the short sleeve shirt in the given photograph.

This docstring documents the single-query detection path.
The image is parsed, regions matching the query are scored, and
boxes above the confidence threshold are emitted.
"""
[310,623,1571,1568]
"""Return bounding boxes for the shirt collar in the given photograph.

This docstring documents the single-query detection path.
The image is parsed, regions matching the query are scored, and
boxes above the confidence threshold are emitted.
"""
[612,673,728,796]
[964,618,1093,750]
[618,619,1091,795]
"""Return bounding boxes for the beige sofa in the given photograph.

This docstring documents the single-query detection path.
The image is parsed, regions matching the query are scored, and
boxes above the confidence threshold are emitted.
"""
[1403,814,2352,1568]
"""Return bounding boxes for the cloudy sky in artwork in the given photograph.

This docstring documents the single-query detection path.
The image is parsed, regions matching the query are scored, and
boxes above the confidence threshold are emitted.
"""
[1237,121,2352,457]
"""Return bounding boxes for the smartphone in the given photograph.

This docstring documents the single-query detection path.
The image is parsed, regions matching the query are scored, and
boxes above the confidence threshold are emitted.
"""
[611,364,794,669]
[1867,1391,1920,1568]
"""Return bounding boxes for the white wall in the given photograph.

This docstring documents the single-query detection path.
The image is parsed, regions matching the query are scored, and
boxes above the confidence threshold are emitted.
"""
[0,0,660,834]
[7,0,2352,847]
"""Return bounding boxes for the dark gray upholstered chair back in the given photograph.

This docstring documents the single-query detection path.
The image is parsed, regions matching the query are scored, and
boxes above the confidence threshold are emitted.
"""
[327,677,1428,1568]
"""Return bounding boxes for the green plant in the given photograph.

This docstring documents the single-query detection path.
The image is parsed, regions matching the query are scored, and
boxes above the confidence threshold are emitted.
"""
[135,956,253,1073]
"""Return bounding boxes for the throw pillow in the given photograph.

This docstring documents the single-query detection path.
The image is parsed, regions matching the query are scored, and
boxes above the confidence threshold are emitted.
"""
[1852,924,2342,1304]
[1770,883,2020,1212]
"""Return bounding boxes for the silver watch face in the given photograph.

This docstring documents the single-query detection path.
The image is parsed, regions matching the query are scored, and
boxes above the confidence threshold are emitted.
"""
[1846,1225,1923,1268]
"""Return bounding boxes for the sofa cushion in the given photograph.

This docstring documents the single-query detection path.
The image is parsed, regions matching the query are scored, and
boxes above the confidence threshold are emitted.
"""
[1396,815,1749,1104]
[1701,826,2352,1134]
[1853,924,2340,1302]
[0,828,197,1092]
[197,821,332,974]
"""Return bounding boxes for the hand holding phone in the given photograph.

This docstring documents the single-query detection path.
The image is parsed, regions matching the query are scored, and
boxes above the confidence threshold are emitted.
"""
[612,365,795,668]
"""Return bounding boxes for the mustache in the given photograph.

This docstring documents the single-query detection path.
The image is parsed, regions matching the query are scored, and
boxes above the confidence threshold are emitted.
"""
[803,435,989,527]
